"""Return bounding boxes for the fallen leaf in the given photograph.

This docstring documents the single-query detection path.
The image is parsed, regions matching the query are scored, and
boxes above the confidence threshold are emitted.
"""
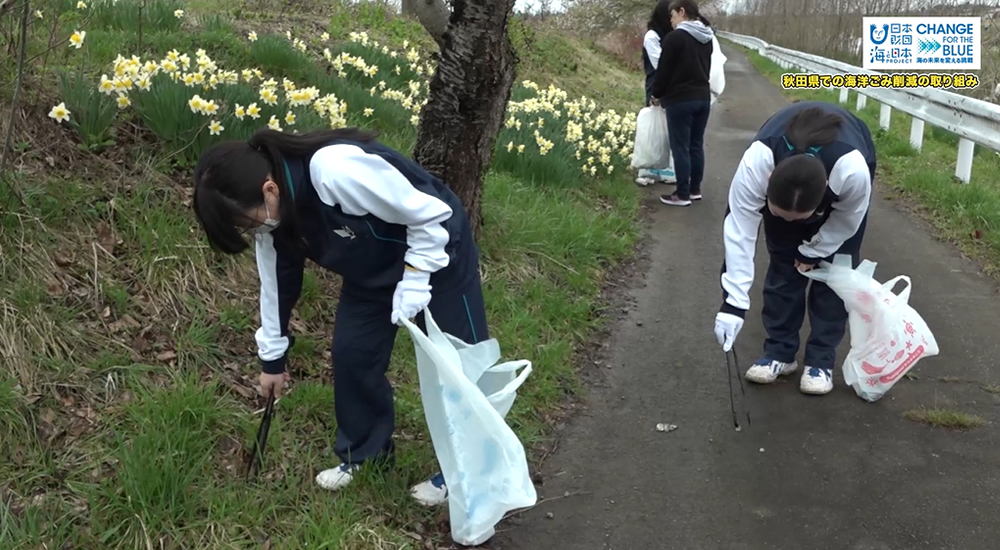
[229,380,255,400]
[108,315,140,333]
[46,280,65,297]
[155,350,177,362]
[54,252,73,269]
[95,221,115,255]
[101,306,111,319]
[260,538,272,550]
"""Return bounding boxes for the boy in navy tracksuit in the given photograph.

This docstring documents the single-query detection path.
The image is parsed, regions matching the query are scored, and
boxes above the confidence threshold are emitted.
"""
[192,127,488,506]
[715,101,877,395]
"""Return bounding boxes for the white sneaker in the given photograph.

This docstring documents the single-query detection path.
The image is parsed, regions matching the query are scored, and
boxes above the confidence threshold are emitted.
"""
[745,357,799,384]
[410,472,448,507]
[650,168,677,184]
[800,366,834,395]
[315,463,360,491]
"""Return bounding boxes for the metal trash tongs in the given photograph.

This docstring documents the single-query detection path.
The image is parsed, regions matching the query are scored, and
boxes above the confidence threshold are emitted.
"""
[246,390,276,481]
[725,349,751,431]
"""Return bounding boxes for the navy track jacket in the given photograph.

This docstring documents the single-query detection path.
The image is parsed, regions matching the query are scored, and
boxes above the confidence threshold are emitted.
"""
[254,139,475,375]
[720,101,877,317]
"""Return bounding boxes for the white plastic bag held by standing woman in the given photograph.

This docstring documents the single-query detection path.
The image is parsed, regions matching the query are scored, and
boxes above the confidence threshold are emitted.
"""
[802,254,940,402]
[709,34,727,106]
[630,106,670,170]
[400,309,537,546]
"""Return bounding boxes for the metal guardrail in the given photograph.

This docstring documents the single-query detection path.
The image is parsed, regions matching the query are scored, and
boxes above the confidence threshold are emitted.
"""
[717,30,1000,183]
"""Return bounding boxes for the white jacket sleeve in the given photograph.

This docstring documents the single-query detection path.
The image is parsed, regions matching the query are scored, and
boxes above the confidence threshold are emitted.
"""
[797,149,871,261]
[720,141,772,316]
[643,30,662,69]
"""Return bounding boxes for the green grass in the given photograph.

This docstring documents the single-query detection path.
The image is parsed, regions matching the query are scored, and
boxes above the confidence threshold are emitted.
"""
[729,43,1000,276]
[0,0,643,547]
[902,407,986,429]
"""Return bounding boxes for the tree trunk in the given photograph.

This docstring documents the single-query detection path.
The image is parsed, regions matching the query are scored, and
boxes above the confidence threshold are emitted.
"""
[413,0,518,236]
[401,0,451,50]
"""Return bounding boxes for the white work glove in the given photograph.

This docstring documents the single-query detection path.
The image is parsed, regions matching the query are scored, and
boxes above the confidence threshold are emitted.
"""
[714,312,744,352]
[391,267,433,325]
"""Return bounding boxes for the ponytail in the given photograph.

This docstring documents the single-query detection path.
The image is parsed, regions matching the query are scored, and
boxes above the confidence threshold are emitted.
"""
[766,107,843,214]
[783,106,842,153]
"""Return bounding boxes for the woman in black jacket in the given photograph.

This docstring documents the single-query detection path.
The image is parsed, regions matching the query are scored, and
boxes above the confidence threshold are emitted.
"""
[649,0,715,207]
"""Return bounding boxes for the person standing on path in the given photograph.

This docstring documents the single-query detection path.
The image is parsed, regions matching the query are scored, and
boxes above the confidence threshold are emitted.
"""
[714,101,877,395]
[649,0,714,207]
[635,7,678,187]
[191,126,490,506]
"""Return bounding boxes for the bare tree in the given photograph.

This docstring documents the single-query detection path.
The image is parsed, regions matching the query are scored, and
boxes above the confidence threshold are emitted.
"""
[412,0,519,234]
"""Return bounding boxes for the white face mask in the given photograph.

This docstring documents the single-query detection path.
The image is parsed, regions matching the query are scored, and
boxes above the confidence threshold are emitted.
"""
[254,202,280,235]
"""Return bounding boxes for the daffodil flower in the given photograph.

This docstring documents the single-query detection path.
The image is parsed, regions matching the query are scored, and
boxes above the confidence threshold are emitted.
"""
[48,102,70,123]
[69,30,86,49]
[209,120,224,135]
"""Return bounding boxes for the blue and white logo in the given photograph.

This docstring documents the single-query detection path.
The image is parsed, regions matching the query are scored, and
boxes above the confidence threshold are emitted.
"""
[869,23,889,45]
[862,16,981,71]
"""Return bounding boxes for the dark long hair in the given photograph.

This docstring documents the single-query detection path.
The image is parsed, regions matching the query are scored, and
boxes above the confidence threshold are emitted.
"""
[647,0,672,37]
[667,0,709,27]
[192,126,379,254]
[766,106,843,213]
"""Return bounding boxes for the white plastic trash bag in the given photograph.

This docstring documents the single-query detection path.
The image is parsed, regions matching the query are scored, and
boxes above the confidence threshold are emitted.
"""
[400,309,537,546]
[802,254,940,402]
[630,106,670,170]
[709,34,727,106]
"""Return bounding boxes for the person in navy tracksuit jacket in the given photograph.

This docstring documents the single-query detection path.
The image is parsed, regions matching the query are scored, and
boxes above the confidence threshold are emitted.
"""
[192,126,488,507]
[635,7,677,187]
[714,101,877,396]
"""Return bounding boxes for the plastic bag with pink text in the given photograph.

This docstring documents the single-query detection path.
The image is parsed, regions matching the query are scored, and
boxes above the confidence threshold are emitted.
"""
[802,254,940,402]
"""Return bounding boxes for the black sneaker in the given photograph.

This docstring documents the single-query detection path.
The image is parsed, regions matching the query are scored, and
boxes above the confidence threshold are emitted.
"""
[659,193,692,207]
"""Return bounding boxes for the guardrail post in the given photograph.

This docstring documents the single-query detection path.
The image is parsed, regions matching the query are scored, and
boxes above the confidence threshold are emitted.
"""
[856,94,867,111]
[956,138,975,184]
[839,88,849,104]
[879,104,891,130]
[909,118,924,152]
